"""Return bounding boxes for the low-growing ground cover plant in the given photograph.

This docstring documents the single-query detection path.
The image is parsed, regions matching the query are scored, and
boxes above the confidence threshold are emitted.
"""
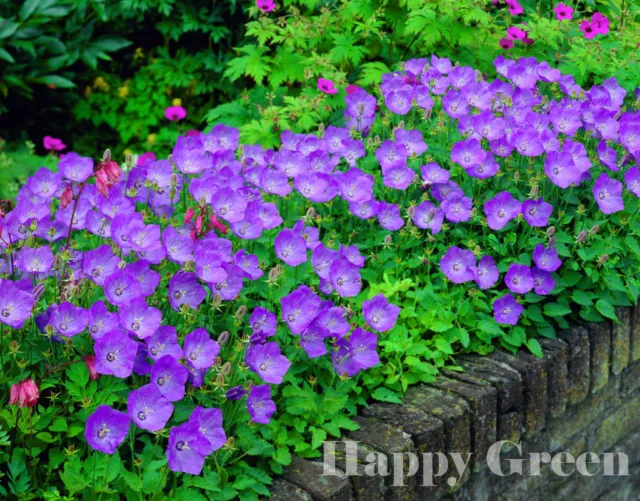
[1,53,640,499]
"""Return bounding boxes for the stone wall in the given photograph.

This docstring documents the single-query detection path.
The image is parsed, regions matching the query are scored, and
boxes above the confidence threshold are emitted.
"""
[268,306,640,501]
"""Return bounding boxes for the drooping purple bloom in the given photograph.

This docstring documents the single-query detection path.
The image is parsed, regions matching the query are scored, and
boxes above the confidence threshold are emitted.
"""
[104,268,143,307]
[350,328,380,371]
[88,301,119,340]
[532,244,563,272]
[59,153,94,183]
[234,250,263,280]
[440,247,476,284]
[362,294,401,332]
[472,256,499,290]
[188,407,226,455]
[226,386,246,401]
[532,267,555,295]
[151,355,189,402]
[184,328,220,370]
[431,181,463,202]
[119,298,162,339]
[593,173,624,214]
[245,342,291,384]
[247,385,276,425]
[505,264,534,294]
[494,294,523,325]
[133,343,152,376]
[0,281,35,329]
[128,384,174,432]
[167,422,210,475]
[274,228,307,266]
[329,259,362,297]
[94,329,138,378]
[300,320,329,359]
[145,326,184,362]
[50,302,89,337]
[412,201,444,234]
[85,405,130,454]
[625,167,640,197]
[484,192,521,230]
[169,272,206,311]
[16,246,54,274]
[281,285,322,334]
[340,245,365,268]
[522,198,553,227]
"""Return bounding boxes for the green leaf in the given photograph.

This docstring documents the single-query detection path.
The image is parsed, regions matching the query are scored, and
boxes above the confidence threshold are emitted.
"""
[543,303,572,317]
[38,75,76,88]
[19,0,40,20]
[595,299,619,323]
[66,362,89,386]
[371,387,403,404]
[49,418,68,433]
[274,447,291,465]
[527,339,543,358]
[93,37,132,53]
[0,48,15,63]
[0,22,19,40]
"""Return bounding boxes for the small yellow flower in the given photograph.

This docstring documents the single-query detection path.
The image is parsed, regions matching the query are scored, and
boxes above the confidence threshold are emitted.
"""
[147,133,157,144]
[124,149,133,156]
[172,98,182,107]
[118,85,129,99]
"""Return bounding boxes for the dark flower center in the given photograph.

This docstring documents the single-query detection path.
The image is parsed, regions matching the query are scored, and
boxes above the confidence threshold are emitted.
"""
[107,353,116,362]
[138,411,146,420]
[91,325,99,333]
[497,210,505,218]
[132,321,141,331]
[173,291,183,300]
[150,347,158,356]
[287,314,295,322]
[60,324,68,331]
[189,352,198,361]
[115,287,124,296]
[157,376,165,386]
[176,441,186,451]
[97,428,108,439]
[528,208,538,216]
[92,269,100,277]
[2,309,11,318]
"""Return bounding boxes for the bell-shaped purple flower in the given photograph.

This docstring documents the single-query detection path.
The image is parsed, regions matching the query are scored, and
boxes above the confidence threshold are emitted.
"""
[442,195,472,223]
[625,167,640,197]
[163,226,194,264]
[145,326,184,362]
[451,138,486,169]
[88,301,119,340]
[169,272,206,311]
[184,328,220,369]
[472,256,499,290]
[544,151,581,189]
[532,267,555,295]
[119,298,162,339]
[593,173,624,214]
[484,192,521,230]
[522,198,553,227]
[104,269,143,307]
[128,384,174,432]
[59,153,94,183]
[377,202,405,231]
[247,385,276,425]
[188,407,226,455]
[17,246,54,275]
[94,329,138,378]
[350,328,380,371]
[533,244,563,272]
[85,405,130,454]
[330,259,362,297]
[413,201,444,234]
[0,281,35,329]
[505,264,534,294]
[211,188,247,223]
[245,342,291,384]
[494,294,523,325]
[281,285,322,334]
[83,245,120,286]
[362,294,401,332]
[50,302,89,337]
[440,247,476,284]
[167,422,210,475]
[151,355,189,402]
[250,307,277,338]
[332,338,361,376]
[274,228,307,267]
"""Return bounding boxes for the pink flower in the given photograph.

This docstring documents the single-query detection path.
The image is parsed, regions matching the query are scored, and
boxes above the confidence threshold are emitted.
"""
[210,214,228,235]
[317,78,338,95]
[580,20,597,39]
[256,0,275,12]
[184,208,195,224]
[592,12,610,34]
[507,0,523,15]
[507,26,527,40]
[137,152,156,166]
[83,355,99,380]
[164,105,187,121]
[500,37,514,50]
[346,84,360,95]
[523,36,535,45]
[43,136,66,151]
[554,3,573,20]
[185,129,200,137]
[60,186,74,209]
[9,379,39,408]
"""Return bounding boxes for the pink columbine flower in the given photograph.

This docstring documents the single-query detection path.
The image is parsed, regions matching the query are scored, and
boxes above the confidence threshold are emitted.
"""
[554,3,573,20]
[83,355,99,380]
[9,379,39,408]
[43,136,66,151]
[592,12,610,35]
[317,78,338,95]
[500,38,514,50]
[580,20,597,39]
[164,105,187,121]
[256,0,275,13]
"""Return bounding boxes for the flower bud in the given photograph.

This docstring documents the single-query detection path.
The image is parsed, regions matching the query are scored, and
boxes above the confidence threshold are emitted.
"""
[589,224,600,235]
[102,149,112,162]
[598,254,609,265]
[215,374,225,387]
[213,356,222,368]
[546,226,556,237]
[244,380,254,391]
[576,230,587,243]
[235,305,247,320]
[225,437,235,449]
[184,208,195,224]
[318,123,325,136]
[218,331,230,345]
[82,355,99,380]
[221,362,232,376]
[9,340,20,353]
[212,294,222,308]
[226,386,246,400]
[529,185,539,197]
[32,283,45,301]
[118,260,127,269]
[305,207,316,220]
[383,235,392,247]
[548,236,557,247]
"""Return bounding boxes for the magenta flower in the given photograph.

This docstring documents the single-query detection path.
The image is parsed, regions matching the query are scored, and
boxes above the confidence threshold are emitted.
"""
[247,385,276,424]
[580,20,597,39]
[592,12,610,35]
[505,264,534,294]
[318,78,338,95]
[167,422,210,475]
[494,294,523,325]
[362,294,401,332]
[499,37,512,49]
[593,173,624,214]
[440,247,476,284]
[484,192,521,230]
[85,406,130,454]
[43,136,66,151]
[507,0,523,15]
[506,26,527,40]
[256,0,275,13]
[164,105,187,121]
[128,384,174,431]
[533,244,563,272]
[245,342,291,384]
[554,3,573,20]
